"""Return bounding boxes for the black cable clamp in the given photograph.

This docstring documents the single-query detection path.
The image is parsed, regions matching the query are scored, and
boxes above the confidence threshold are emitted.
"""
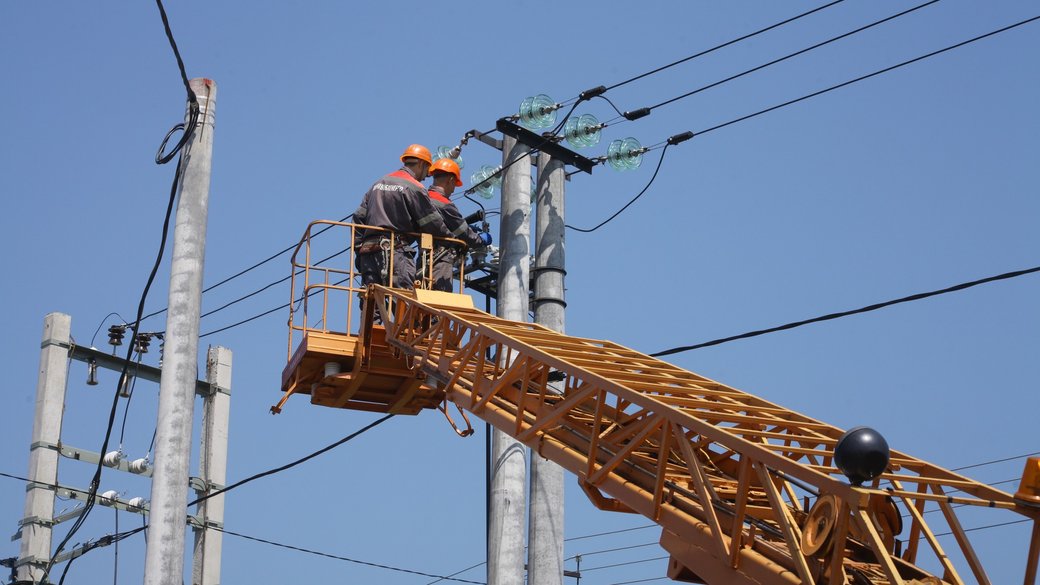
[668,131,695,146]
[623,107,651,121]
[578,85,607,101]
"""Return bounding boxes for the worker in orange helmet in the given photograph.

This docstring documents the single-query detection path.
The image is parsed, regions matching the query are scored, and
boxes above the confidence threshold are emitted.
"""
[425,157,492,292]
[354,144,452,292]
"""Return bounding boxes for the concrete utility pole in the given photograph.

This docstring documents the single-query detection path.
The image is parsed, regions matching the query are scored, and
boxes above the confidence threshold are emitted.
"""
[144,77,217,585]
[528,153,567,585]
[16,312,72,583]
[489,135,531,585]
[191,346,232,585]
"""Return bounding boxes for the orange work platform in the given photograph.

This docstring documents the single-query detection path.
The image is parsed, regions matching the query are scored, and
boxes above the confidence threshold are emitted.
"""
[275,220,1040,585]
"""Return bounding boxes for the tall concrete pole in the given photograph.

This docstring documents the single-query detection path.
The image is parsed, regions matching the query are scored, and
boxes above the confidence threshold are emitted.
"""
[489,135,531,585]
[191,345,232,585]
[144,78,217,585]
[16,312,72,582]
[528,153,566,585]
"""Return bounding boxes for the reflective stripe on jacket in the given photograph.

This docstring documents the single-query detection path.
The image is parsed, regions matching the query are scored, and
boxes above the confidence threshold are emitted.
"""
[428,186,484,248]
[353,168,451,244]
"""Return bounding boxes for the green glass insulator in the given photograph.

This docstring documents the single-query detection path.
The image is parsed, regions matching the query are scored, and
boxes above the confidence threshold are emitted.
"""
[564,114,602,149]
[519,94,558,129]
[471,165,502,199]
[435,145,464,170]
[607,137,643,171]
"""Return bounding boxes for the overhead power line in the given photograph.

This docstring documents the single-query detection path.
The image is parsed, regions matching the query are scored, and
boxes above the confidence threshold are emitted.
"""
[136,214,352,324]
[650,265,1040,357]
[695,14,1040,137]
[209,525,487,584]
[147,14,1040,342]
[188,414,395,506]
[606,577,670,585]
[4,449,1032,577]
[581,555,669,573]
[566,15,1038,236]
[575,513,1032,576]
[954,451,1040,472]
[458,2,846,196]
[424,560,488,585]
[190,20,1040,341]
[639,0,940,116]
[567,542,659,561]
[199,258,359,338]
[57,526,147,585]
[601,0,847,94]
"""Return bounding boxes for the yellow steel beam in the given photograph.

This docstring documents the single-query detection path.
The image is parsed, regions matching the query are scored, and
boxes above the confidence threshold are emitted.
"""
[356,284,1030,584]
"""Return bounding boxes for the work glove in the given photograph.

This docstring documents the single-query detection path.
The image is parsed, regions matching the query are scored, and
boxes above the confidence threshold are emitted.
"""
[478,232,493,246]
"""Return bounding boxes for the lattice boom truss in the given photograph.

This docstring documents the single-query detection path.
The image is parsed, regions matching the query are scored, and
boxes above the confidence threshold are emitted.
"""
[364,285,1039,585]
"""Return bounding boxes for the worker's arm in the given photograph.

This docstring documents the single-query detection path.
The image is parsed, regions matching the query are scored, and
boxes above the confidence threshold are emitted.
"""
[353,192,369,225]
[407,187,452,238]
[438,200,486,248]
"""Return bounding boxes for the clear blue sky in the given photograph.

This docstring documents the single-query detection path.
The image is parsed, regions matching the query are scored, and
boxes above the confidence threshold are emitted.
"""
[1,1,1037,583]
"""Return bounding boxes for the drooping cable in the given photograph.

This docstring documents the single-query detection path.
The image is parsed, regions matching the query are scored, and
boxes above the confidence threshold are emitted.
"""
[650,265,1040,357]
[187,414,395,507]
[55,526,147,585]
[4,416,396,575]
[116,352,144,447]
[564,144,671,233]
[46,152,187,583]
[112,508,119,585]
[89,313,128,348]
[43,3,198,580]
[6,443,1035,576]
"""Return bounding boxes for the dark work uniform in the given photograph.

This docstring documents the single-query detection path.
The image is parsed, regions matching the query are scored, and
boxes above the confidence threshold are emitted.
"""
[353,168,450,289]
[428,185,484,292]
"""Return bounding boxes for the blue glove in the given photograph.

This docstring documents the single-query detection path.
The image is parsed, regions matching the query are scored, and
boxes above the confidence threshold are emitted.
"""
[478,232,493,246]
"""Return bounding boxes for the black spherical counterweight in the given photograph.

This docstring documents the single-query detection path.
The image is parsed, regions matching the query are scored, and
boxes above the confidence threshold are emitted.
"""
[834,427,890,486]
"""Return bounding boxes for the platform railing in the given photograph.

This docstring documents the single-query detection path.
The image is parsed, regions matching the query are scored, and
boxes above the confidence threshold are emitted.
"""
[285,219,468,361]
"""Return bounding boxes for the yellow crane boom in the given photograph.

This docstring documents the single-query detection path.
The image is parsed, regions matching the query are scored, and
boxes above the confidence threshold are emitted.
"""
[275,220,1040,585]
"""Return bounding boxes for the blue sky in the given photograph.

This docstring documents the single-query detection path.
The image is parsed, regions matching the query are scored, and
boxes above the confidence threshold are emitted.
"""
[1,1,1037,584]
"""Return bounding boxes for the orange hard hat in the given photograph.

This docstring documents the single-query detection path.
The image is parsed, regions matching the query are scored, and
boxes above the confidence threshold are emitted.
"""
[400,144,433,165]
[430,158,463,187]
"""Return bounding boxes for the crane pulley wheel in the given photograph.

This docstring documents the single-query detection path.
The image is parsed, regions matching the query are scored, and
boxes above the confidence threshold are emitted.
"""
[850,494,904,555]
[801,494,839,557]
